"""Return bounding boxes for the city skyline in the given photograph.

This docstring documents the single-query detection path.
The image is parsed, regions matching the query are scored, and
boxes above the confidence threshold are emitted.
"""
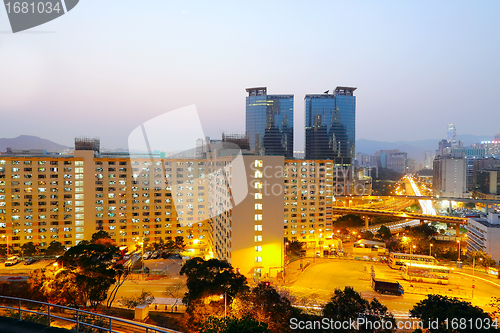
[0,1,499,150]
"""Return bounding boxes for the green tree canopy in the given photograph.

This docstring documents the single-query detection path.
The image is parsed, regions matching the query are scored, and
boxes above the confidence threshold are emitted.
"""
[375,225,392,241]
[91,230,111,243]
[241,282,300,332]
[50,242,120,309]
[410,294,495,333]
[45,241,65,256]
[335,214,365,227]
[199,315,270,333]
[360,231,374,240]
[323,286,395,333]
[21,242,38,256]
[286,240,305,257]
[180,257,249,311]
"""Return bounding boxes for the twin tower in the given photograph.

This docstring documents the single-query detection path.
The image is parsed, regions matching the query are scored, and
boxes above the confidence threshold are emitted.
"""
[245,86,357,162]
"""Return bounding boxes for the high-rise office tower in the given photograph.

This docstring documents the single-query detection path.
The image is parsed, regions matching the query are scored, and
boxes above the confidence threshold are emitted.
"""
[245,87,294,158]
[447,124,458,148]
[305,87,356,161]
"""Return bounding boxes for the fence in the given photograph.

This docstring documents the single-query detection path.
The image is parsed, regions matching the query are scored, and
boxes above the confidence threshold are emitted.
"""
[0,295,181,333]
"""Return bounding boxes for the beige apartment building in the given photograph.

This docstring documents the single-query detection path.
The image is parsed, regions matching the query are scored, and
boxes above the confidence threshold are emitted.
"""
[1,140,370,281]
[0,143,211,257]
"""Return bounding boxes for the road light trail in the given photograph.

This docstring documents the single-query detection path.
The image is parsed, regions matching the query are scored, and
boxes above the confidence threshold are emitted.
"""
[406,176,436,215]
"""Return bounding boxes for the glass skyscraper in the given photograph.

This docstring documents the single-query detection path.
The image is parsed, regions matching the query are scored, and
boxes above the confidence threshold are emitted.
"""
[305,87,356,161]
[246,87,294,158]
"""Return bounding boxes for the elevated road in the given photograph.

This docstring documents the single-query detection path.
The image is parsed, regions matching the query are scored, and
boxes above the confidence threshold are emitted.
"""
[330,206,467,224]
[335,195,500,205]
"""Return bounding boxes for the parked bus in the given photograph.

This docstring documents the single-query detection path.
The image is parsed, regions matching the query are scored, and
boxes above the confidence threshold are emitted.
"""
[401,262,450,284]
[389,252,437,269]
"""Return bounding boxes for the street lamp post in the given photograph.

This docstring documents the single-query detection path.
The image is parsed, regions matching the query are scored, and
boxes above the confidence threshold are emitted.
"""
[410,245,416,265]
[429,243,433,257]
[220,292,227,317]
[457,240,461,262]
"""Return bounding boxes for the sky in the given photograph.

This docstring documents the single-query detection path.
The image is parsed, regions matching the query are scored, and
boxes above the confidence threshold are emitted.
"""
[0,0,499,151]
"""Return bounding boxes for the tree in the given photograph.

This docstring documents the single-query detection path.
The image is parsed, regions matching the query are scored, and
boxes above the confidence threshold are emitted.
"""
[164,282,185,312]
[174,236,186,253]
[21,242,38,257]
[180,257,249,312]
[335,214,365,227]
[323,286,395,333]
[45,241,65,256]
[360,231,374,240]
[375,225,392,241]
[464,202,476,209]
[91,231,111,243]
[106,264,130,309]
[238,282,300,332]
[49,242,120,309]
[0,244,14,257]
[410,294,495,332]
[199,315,270,333]
[286,240,304,257]
[463,251,497,269]
[119,289,155,309]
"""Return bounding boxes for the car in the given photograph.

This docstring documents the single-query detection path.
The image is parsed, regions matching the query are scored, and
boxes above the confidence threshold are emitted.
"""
[24,258,37,265]
[5,256,19,266]
[142,251,152,260]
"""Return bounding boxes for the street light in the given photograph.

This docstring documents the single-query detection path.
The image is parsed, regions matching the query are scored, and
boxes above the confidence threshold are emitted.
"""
[410,245,416,265]
[429,243,433,257]
[457,240,461,262]
[219,292,227,317]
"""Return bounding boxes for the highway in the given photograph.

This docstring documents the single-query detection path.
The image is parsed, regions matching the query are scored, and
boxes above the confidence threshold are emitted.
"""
[405,176,436,215]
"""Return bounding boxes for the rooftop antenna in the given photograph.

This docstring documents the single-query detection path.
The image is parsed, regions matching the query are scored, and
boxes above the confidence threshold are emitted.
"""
[324,90,329,94]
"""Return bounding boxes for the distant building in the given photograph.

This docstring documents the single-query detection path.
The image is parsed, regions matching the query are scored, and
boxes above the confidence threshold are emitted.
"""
[355,153,378,168]
[447,124,457,148]
[304,87,356,161]
[373,149,407,173]
[450,148,486,192]
[473,158,500,192]
[245,87,294,158]
[495,133,500,141]
[387,151,408,174]
[466,213,500,263]
[433,154,467,198]
[476,165,500,196]
[436,139,451,157]
[479,141,500,156]
[407,158,416,173]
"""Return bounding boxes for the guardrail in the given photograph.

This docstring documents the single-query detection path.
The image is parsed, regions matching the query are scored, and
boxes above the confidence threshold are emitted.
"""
[0,295,181,333]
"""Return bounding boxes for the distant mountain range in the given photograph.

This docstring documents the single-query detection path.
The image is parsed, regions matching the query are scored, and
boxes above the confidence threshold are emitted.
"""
[0,135,69,152]
[0,134,495,162]
[356,134,494,161]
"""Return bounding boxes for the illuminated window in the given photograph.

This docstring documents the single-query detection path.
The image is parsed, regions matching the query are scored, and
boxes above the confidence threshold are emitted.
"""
[255,246,262,252]
[254,160,263,168]
[254,257,262,263]
[254,225,262,231]
[254,170,262,178]
[254,214,262,221]
[255,193,262,200]
[254,235,262,242]
[254,182,262,189]
[255,203,262,210]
